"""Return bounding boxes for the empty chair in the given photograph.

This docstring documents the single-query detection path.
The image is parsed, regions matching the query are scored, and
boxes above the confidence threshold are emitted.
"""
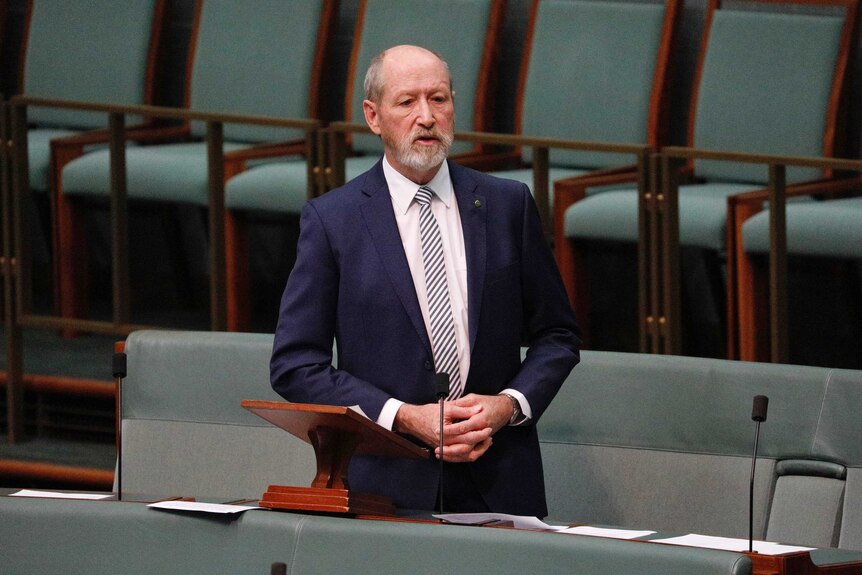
[223,0,506,331]
[15,0,168,309]
[54,0,338,328]
[733,191,862,365]
[555,0,857,355]
[485,0,682,348]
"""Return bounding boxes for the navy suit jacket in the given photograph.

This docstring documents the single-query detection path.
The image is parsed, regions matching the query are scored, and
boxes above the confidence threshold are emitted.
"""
[270,159,580,516]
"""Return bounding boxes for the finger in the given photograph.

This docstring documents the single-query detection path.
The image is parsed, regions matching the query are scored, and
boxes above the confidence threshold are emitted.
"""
[444,426,492,446]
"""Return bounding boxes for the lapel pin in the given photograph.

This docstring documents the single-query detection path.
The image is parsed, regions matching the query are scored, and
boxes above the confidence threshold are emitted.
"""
[474,199,482,208]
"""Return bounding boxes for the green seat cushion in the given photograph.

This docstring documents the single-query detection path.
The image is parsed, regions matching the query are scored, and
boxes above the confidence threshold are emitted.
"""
[563,182,756,249]
[483,167,590,209]
[742,197,862,258]
[61,142,248,205]
[225,159,311,213]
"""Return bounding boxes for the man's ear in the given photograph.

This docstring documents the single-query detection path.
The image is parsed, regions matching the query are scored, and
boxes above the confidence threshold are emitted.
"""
[363,99,382,135]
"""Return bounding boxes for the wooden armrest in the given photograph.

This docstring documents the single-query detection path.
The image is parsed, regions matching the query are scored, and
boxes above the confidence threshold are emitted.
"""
[730,175,862,207]
[50,123,191,149]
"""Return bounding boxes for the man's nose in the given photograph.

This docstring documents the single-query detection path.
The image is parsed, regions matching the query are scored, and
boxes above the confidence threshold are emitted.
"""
[415,99,434,126]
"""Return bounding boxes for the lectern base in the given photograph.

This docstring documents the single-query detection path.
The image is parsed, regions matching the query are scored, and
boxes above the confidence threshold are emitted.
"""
[259,485,396,517]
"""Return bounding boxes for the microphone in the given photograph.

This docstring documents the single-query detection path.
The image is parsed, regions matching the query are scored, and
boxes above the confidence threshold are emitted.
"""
[434,373,450,515]
[748,395,769,553]
[112,346,128,501]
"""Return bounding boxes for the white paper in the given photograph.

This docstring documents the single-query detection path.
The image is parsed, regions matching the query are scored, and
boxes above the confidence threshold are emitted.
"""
[560,525,656,539]
[433,512,568,531]
[652,534,814,555]
[348,405,369,419]
[148,500,261,514]
[9,489,112,500]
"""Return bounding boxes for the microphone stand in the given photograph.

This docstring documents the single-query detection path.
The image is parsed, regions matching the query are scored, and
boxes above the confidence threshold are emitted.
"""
[749,395,769,553]
[434,373,450,516]
[112,346,127,501]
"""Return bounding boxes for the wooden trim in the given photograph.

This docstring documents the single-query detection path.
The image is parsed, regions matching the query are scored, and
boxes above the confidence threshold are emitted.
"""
[684,0,720,174]
[513,0,541,142]
[182,0,205,110]
[0,372,114,398]
[648,0,683,149]
[472,0,507,136]
[308,0,341,122]
[143,0,169,108]
[0,459,114,489]
[15,0,32,94]
[344,0,368,125]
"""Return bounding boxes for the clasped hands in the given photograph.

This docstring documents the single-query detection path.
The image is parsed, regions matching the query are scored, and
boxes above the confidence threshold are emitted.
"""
[393,393,514,463]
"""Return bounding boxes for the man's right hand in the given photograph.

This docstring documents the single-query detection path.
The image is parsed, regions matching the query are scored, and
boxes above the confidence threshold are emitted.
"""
[393,402,494,463]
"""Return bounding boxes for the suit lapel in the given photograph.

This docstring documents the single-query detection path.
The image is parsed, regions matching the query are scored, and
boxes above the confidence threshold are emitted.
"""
[359,162,432,354]
[451,162,487,352]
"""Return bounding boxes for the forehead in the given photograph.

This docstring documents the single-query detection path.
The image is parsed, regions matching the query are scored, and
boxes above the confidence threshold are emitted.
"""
[380,50,450,98]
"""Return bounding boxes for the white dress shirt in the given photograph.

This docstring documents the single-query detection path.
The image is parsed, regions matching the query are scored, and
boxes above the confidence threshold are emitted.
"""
[375,157,531,430]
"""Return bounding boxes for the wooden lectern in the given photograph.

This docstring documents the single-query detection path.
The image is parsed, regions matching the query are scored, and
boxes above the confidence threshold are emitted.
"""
[241,400,429,516]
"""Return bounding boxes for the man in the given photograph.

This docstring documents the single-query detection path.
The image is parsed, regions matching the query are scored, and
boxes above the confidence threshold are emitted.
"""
[270,45,580,517]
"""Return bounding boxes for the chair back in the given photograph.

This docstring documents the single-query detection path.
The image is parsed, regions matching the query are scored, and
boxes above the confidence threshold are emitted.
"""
[187,0,337,144]
[690,0,858,184]
[345,0,505,157]
[518,0,680,169]
[22,0,165,128]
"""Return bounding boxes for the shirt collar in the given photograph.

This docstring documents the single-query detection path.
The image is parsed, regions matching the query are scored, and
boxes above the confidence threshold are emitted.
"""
[383,156,453,215]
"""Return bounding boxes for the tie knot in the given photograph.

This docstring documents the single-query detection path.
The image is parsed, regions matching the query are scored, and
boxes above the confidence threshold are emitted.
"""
[415,186,434,207]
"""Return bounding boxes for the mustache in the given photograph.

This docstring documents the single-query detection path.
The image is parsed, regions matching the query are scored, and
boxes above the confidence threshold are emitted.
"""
[412,128,453,146]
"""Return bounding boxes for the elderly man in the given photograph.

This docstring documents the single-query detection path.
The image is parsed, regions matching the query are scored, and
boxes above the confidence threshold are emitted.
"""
[270,45,580,516]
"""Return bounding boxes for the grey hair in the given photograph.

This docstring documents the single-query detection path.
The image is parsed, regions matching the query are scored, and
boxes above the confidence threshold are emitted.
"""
[363,46,452,103]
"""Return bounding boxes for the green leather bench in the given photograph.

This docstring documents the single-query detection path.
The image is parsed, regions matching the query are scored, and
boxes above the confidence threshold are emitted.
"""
[118,330,862,551]
[0,494,753,575]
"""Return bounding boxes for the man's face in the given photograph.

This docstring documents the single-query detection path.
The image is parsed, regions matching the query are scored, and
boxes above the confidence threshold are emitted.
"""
[363,47,455,183]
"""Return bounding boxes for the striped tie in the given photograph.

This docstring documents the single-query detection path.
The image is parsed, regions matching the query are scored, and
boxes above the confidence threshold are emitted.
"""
[415,186,463,400]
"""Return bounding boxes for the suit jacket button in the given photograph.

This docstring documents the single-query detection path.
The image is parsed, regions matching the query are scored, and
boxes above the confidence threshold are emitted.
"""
[424,361,432,371]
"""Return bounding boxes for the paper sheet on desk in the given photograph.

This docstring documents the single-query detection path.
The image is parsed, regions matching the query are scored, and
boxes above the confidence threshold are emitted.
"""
[652,534,815,555]
[560,526,656,539]
[10,489,112,500]
[148,500,261,514]
[434,512,568,531]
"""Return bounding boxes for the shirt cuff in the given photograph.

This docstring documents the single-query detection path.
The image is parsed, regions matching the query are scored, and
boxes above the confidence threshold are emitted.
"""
[501,388,532,425]
[377,398,406,431]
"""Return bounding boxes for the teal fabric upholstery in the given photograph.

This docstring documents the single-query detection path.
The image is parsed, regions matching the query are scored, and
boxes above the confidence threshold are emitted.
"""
[766,473,845,548]
[487,0,673,219]
[61,0,328,203]
[23,0,157,130]
[692,11,842,184]
[540,350,862,549]
[565,183,755,249]
[291,513,751,575]
[117,330,862,551]
[121,330,316,499]
[62,142,246,204]
[224,0,498,215]
[22,0,160,191]
[742,196,862,258]
[513,0,668,170]
[0,496,754,575]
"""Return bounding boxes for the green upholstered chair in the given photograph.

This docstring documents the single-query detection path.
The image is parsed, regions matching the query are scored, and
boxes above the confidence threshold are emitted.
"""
[484,0,682,349]
[733,193,862,363]
[222,0,506,331]
[54,0,338,326]
[15,0,167,308]
[556,0,857,354]
[489,0,680,204]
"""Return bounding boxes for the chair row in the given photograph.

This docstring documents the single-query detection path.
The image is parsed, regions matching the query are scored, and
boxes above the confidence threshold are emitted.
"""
[4,0,861,367]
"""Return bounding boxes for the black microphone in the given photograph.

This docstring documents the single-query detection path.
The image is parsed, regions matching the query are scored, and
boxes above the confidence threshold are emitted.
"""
[434,373,450,515]
[113,350,127,501]
[748,395,769,552]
